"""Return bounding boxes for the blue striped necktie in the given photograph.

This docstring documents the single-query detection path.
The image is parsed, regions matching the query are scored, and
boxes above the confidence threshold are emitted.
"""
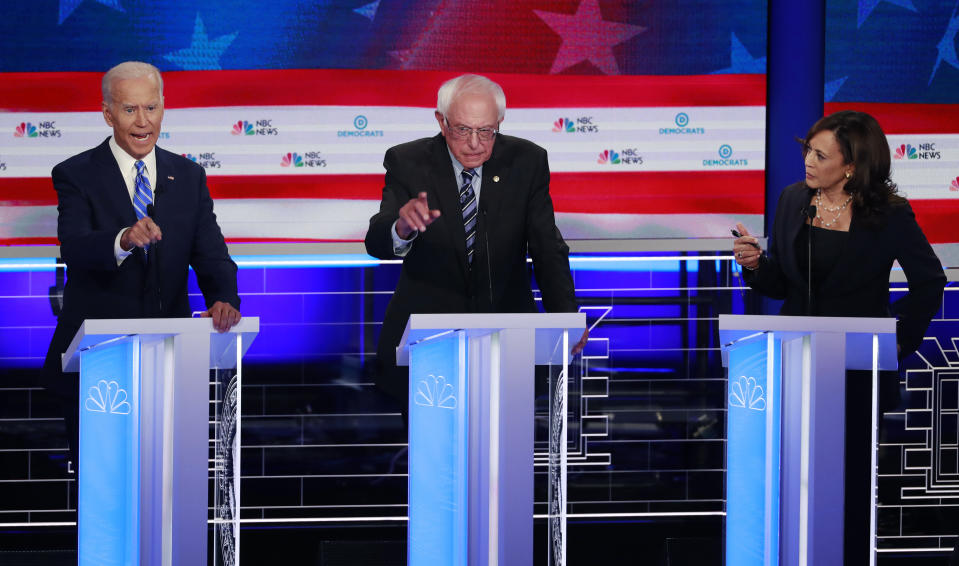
[459,169,478,265]
[133,160,153,219]
[133,160,153,252]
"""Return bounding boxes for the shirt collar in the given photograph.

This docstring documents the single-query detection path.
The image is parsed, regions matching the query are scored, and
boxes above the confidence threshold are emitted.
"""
[108,135,157,177]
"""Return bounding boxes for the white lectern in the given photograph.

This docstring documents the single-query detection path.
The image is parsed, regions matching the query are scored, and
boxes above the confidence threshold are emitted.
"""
[63,317,259,566]
[719,314,897,566]
[397,312,586,566]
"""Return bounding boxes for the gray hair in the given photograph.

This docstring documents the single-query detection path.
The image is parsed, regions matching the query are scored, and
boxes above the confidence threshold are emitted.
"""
[436,74,506,122]
[102,61,164,105]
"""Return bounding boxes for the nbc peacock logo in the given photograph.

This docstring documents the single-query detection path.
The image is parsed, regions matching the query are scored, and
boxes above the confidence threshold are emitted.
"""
[14,122,38,138]
[414,374,457,410]
[85,380,132,415]
[281,152,304,167]
[231,120,254,136]
[728,375,766,412]
[894,144,918,160]
[597,149,620,165]
[553,118,575,133]
[182,153,198,162]
[950,176,959,192]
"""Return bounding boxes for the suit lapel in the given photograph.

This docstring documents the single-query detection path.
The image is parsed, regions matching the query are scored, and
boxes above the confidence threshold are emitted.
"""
[479,138,509,216]
[781,185,812,284]
[428,135,470,276]
[92,139,138,228]
[153,146,175,219]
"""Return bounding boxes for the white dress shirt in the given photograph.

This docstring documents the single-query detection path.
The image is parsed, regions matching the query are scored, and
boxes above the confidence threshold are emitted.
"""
[109,136,157,264]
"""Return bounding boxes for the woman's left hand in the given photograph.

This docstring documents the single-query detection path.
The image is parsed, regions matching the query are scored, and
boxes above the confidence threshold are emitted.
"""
[733,222,762,270]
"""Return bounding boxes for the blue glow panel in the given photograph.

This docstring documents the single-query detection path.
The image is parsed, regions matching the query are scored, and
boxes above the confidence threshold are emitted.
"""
[78,338,140,566]
[408,334,468,566]
[726,335,781,566]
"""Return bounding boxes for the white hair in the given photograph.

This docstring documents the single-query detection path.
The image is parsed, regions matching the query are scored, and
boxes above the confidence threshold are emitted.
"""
[102,61,164,104]
[436,74,506,122]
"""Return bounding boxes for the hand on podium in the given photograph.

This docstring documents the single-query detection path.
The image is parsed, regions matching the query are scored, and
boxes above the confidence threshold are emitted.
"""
[572,328,589,355]
[201,301,241,332]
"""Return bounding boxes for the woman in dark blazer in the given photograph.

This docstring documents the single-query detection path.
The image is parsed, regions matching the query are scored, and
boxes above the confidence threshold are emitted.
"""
[733,110,946,565]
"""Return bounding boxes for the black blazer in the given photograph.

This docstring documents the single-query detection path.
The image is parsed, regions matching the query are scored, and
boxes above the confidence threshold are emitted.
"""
[745,182,946,357]
[365,133,578,389]
[43,138,239,391]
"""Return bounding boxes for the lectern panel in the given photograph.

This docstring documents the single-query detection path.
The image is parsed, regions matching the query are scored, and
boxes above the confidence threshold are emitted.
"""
[78,337,140,566]
[408,333,468,566]
[726,333,780,566]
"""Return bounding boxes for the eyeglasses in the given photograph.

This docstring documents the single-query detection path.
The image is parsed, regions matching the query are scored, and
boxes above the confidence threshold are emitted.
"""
[444,117,498,141]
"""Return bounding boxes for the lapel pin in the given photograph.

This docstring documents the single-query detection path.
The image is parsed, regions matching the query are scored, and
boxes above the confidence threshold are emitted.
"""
[493,176,500,183]
[167,176,175,181]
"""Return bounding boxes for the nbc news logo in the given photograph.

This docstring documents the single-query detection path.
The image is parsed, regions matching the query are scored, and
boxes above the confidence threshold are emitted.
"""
[894,143,940,160]
[232,119,278,136]
[553,116,599,133]
[14,121,61,138]
[281,152,326,168]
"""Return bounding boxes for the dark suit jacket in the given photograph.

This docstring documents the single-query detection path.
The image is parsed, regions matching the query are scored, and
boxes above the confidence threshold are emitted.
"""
[43,138,239,394]
[745,182,945,357]
[365,133,578,401]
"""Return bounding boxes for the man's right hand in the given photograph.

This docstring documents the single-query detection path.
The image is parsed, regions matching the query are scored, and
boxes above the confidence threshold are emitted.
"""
[120,216,163,251]
[396,192,441,239]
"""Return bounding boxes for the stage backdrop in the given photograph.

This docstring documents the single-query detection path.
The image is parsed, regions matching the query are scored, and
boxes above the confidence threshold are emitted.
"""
[825,0,959,267]
[0,0,767,246]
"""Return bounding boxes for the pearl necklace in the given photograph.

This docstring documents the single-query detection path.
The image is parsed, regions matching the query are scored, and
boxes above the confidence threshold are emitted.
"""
[815,189,852,228]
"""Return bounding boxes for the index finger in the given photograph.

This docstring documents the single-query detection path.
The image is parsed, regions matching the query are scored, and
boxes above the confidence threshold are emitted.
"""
[735,222,751,237]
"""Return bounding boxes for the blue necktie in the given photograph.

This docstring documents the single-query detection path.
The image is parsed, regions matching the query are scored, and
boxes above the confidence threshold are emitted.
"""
[133,160,153,252]
[459,169,478,265]
[133,160,153,220]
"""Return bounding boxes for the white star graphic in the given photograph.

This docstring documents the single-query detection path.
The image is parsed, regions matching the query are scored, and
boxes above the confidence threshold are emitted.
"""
[824,76,848,101]
[534,0,646,75]
[58,0,123,25]
[929,12,959,85]
[857,0,918,28]
[711,33,766,75]
[354,1,380,22]
[163,13,238,71]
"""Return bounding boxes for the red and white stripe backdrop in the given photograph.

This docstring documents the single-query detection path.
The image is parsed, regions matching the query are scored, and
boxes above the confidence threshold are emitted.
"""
[824,102,959,267]
[0,69,766,247]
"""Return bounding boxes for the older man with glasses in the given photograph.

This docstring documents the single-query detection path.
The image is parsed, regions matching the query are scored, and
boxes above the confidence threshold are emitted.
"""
[365,73,588,417]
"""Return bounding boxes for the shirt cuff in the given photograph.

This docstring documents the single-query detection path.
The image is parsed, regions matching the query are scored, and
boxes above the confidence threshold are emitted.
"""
[114,229,133,266]
[391,220,417,257]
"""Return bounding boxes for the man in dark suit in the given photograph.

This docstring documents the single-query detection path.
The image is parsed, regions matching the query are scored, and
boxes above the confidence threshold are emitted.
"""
[43,61,241,472]
[365,74,587,409]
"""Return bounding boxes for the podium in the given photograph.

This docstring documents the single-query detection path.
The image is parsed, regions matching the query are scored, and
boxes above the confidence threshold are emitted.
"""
[719,314,897,566]
[62,317,259,566]
[397,312,586,566]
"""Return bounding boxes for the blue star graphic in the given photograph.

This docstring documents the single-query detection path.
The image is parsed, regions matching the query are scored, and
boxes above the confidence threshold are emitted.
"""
[712,33,766,74]
[163,13,238,71]
[824,76,848,101]
[59,0,123,25]
[929,13,959,85]
[857,0,917,29]
[354,1,380,22]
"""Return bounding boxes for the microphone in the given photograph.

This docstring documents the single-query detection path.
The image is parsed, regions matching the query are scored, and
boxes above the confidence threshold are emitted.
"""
[481,204,494,311]
[803,205,816,316]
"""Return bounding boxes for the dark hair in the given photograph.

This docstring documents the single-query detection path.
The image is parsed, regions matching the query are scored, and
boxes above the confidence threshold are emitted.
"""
[802,110,905,221]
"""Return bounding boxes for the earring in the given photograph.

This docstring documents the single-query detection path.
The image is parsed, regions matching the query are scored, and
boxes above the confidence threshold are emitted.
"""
[845,171,851,179]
